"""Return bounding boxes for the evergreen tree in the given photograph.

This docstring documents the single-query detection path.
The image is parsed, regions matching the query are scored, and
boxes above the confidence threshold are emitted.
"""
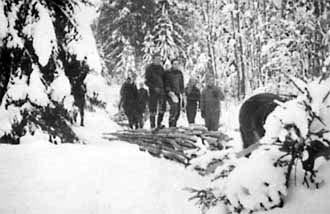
[96,0,192,76]
[114,39,135,80]
[142,30,155,65]
[96,0,157,78]
[153,2,186,64]
[0,0,98,143]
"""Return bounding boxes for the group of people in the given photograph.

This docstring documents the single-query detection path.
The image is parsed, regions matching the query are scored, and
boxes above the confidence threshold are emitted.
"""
[119,53,225,131]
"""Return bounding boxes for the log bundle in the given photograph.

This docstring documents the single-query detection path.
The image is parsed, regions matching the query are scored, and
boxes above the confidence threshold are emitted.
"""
[102,127,233,166]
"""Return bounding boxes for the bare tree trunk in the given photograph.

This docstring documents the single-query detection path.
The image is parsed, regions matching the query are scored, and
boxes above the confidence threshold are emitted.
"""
[202,0,215,77]
[232,0,245,99]
[235,0,245,98]
[230,0,240,99]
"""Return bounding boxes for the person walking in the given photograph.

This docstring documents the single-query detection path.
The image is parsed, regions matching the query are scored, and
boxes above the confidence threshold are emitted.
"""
[164,58,184,127]
[200,75,225,131]
[137,82,149,128]
[145,54,166,128]
[185,77,201,125]
[119,73,139,129]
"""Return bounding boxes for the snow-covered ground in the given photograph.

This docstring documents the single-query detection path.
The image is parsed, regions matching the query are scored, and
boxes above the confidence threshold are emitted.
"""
[0,110,210,214]
[1,85,330,214]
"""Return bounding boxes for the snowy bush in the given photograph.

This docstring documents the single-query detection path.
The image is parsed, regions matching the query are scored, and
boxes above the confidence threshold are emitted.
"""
[187,77,330,213]
[223,147,287,213]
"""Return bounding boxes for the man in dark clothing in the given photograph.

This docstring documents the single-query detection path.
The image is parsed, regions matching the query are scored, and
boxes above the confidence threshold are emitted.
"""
[164,59,184,127]
[200,75,225,131]
[145,54,166,128]
[137,82,149,128]
[71,57,89,126]
[119,75,139,129]
[185,77,201,124]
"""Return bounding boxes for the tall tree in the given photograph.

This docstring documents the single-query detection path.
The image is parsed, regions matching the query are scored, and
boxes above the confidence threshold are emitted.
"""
[96,0,157,78]
[153,2,186,65]
[97,0,193,78]
[0,0,99,143]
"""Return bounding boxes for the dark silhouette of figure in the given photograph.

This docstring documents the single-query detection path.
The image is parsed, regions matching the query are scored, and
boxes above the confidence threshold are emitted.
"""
[137,83,149,128]
[145,54,166,128]
[200,76,224,131]
[185,77,201,124]
[164,59,184,127]
[119,75,139,129]
[70,57,88,126]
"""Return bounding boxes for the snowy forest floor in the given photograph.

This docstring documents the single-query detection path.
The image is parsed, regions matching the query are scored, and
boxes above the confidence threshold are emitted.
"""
[1,90,330,214]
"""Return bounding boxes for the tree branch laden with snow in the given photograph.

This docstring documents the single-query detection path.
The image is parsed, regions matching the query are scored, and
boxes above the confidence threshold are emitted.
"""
[187,77,330,213]
[0,0,102,143]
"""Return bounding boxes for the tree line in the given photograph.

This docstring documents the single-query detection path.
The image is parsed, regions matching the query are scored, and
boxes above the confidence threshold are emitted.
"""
[96,0,330,99]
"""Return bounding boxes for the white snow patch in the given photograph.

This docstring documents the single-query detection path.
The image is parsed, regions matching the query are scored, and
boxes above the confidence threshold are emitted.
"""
[224,147,287,212]
[32,2,57,66]
[6,72,29,101]
[263,99,309,142]
[222,3,235,13]
[67,3,102,72]
[63,95,75,111]
[85,72,109,103]
[49,68,71,103]
[6,2,24,48]
[28,64,50,107]
[0,104,22,137]
[20,128,50,145]
[0,109,210,214]
[325,55,330,66]
[0,1,8,44]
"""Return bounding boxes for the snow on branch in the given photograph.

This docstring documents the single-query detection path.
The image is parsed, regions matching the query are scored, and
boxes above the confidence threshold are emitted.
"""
[186,77,330,213]
[32,2,57,67]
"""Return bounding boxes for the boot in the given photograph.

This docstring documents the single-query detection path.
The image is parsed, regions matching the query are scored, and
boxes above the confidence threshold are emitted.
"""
[157,113,164,128]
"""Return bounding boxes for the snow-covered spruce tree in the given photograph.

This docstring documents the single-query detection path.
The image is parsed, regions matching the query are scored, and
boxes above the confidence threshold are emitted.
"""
[97,0,192,78]
[153,1,186,65]
[96,0,157,79]
[0,0,99,144]
[142,30,155,65]
[186,77,330,213]
[113,38,135,80]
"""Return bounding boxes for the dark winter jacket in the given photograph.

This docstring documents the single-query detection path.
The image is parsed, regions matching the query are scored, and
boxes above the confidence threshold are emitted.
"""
[185,86,201,105]
[137,88,149,114]
[145,63,165,92]
[200,85,224,116]
[185,85,201,124]
[120,81,139,108]
[164,68,184,94]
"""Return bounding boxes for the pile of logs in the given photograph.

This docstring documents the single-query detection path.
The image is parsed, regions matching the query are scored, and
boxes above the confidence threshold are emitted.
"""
[102,126,233,166]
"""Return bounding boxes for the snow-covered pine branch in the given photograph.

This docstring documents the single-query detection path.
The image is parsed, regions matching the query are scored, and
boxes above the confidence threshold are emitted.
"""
[0,0,103,144]
[187,77,330,213]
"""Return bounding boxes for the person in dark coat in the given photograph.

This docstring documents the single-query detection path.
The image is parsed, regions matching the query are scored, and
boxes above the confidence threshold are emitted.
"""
[200,75,225,131]
[185,77,201,124]
[137,82,149,128]
[119,74,139,129]
[164,58,184,127]
[71,57,89,126]
[145,54,166,128]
